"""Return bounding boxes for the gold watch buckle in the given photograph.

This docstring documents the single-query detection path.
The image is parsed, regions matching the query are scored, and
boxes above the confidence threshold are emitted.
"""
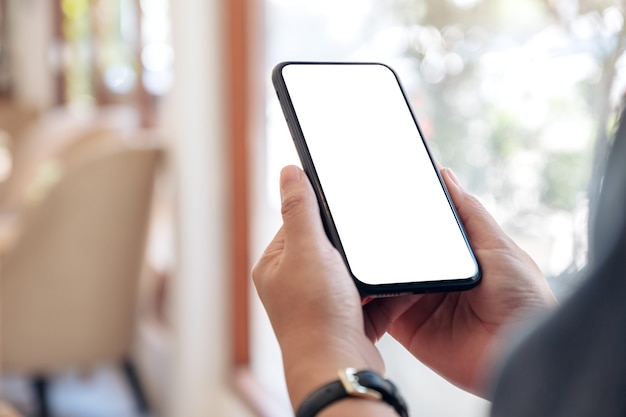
[338,368,383,400]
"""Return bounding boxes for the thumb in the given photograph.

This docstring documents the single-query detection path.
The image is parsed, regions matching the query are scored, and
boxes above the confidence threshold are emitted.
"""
[279,165,328,244]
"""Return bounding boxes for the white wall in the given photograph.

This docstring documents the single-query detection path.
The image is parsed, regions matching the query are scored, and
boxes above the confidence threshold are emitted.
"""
[165,0,253,416]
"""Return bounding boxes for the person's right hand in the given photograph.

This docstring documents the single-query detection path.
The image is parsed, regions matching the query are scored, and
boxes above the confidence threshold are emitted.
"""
[363,167,558,398]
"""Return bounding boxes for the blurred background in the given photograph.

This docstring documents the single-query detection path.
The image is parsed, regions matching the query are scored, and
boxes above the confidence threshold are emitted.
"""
[0,0,624,416]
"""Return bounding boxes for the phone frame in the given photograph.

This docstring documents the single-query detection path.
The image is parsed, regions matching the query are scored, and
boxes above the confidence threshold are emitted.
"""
[272,61,481,296]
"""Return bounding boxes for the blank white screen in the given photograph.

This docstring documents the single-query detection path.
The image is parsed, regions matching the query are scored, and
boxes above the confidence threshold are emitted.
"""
[281,63,478,285]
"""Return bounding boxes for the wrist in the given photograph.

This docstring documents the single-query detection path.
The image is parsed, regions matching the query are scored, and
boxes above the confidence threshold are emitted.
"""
[295,368,408,417]
[284,351,381,410]
[279,330,384,410]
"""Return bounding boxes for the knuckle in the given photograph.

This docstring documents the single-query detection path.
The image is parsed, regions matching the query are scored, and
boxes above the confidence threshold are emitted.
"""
[280,190,308,219]
[465,194,484,210]
[250,261,264,282]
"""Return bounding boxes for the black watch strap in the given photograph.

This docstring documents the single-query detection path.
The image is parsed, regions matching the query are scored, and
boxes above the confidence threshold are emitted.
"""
[296,368,409,417]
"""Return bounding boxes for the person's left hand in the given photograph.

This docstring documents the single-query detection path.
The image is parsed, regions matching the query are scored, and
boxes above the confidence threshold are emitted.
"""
[252,165,386,412]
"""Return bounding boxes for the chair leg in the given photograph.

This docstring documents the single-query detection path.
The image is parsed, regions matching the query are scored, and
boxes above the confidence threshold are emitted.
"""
[122,359,150,415]
[31,376,51,417]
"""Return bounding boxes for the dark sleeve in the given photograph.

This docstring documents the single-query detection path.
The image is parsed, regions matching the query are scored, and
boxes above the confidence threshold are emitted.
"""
[490,112,626,417]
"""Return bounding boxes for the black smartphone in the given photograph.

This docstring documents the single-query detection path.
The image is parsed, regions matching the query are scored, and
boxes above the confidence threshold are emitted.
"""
[272,61,481,296]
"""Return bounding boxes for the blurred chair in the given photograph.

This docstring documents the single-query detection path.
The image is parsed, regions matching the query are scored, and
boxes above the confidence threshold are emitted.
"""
[0,105,140,215]
[0,100,39,185]
[0,100,39,153]
[0,135,163,417]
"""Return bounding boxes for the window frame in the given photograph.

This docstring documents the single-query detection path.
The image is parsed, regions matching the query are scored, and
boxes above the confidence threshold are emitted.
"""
[226,1,292,415]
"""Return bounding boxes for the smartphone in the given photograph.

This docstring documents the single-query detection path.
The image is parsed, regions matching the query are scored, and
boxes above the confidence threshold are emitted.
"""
[272,61,481,296]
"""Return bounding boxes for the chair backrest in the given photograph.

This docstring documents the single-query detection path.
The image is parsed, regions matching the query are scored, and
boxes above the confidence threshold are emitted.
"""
[0,105,140,213]
[1,142,163,374]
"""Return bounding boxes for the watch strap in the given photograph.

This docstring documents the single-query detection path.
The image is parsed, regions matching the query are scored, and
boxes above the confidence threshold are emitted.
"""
[296,368,408,417]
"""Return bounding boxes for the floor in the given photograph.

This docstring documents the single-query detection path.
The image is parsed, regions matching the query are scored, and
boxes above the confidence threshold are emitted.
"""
[1,366,151,417]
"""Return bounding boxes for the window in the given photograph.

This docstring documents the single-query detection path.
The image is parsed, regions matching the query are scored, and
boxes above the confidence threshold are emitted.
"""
[245,0,626,415]
[53,0,173,124]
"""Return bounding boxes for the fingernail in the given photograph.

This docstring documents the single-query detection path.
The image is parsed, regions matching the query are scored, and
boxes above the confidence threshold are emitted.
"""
[280,165,302,191]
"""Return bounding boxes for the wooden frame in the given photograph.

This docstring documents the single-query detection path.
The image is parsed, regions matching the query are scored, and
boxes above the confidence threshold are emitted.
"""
[226,0,251,370]
[226,1,291,416]
[52,0,65,105]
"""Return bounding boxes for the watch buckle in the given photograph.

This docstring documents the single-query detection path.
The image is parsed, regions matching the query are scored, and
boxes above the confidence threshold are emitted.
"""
[338,368,383,400]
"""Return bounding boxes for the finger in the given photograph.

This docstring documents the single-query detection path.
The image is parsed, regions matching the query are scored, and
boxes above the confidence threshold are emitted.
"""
[362,294,424,342]
[440,167,507,246]
[279,165,328,244]
[441,167,488,226]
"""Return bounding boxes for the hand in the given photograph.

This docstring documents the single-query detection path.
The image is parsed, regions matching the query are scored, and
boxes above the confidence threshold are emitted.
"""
[363,168,558,396]
[252,165,391,415]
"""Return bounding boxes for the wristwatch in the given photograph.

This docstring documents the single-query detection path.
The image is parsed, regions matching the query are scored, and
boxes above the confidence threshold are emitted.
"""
[296,368,409,417]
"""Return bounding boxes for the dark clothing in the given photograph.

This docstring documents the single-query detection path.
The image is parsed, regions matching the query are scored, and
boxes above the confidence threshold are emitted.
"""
[490,115,626,416]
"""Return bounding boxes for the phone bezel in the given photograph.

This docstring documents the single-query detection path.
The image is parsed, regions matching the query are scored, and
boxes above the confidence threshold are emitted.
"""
[272,61,481,296]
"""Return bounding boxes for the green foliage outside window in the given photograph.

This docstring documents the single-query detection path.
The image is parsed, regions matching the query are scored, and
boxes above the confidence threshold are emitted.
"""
[382,0,625,277]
